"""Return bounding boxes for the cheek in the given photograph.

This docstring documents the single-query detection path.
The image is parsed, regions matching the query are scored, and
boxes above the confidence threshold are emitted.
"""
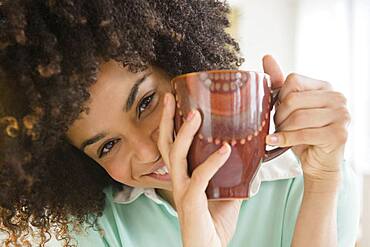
[103,161,135,185]
[141,92,166,128]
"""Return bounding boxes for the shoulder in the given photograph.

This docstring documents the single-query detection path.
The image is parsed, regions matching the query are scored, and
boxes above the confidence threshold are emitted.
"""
[74,186,182,247]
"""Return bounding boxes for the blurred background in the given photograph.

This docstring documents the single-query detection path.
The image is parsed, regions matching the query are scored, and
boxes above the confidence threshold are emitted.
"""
[227,0,369,245]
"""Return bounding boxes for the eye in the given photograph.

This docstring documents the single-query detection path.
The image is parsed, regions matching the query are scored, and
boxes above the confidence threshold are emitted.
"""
[99,139,120,158]
[137,92,156,118]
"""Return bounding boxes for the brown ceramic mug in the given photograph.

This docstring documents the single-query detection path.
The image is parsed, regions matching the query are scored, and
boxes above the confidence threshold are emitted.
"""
[171,70,289,200]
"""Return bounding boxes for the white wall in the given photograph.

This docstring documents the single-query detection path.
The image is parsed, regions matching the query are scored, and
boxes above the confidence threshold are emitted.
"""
[231,0,298,73]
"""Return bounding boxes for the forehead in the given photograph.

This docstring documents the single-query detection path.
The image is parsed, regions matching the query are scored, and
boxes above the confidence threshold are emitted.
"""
[90,60,149,98]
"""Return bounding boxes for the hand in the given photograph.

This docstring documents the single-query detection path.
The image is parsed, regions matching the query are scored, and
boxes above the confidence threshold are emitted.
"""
[263,55,350,189]
[158,93,242,247]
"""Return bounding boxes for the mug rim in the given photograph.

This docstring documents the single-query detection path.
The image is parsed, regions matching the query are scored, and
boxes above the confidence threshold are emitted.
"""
[171,69,271,82]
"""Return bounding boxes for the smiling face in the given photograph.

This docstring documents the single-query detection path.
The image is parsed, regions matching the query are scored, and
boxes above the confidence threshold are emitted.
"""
[67,60,172,191]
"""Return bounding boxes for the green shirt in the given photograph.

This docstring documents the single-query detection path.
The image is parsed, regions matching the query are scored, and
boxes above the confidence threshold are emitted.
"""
[73,160,360,247]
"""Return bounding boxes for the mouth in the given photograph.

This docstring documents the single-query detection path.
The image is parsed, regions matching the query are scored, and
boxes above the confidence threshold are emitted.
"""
[144,159,171,181]
[151,165,169,175]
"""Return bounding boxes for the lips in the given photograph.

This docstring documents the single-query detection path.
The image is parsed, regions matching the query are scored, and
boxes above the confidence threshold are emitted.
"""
[152,165,169,175]
[143,160,167,176]
[144,160,171,181]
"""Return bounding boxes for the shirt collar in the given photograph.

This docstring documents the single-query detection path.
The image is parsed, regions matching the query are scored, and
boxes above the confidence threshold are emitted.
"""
[113,149,302,208]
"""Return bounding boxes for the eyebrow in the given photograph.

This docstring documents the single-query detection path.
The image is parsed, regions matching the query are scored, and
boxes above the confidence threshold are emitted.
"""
[125,72,152,112]
[79,72,152,152]
[80,132,107,152]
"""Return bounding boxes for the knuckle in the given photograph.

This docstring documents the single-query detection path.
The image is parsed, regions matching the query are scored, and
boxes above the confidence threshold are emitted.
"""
[326,124,348,145]
[321,80,333,90]
[283,93,297,109]
[344,110,351,124]
[335,126,348,144]
[291,110,305,125]
[286,73,300,83]
[340,93,347,106]
[328,91,346,105]
[279,132,289,146]
[338,107,351,123]
[332,91,347,106]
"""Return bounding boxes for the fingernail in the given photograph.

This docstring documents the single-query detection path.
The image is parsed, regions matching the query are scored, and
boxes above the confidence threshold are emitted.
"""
[164,94,169,106]
[218,143,229,154]
[267,134,279,145]
[186,110,196,121]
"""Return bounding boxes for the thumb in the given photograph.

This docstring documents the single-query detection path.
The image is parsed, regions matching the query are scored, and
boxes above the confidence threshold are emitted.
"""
[262,55,285,89]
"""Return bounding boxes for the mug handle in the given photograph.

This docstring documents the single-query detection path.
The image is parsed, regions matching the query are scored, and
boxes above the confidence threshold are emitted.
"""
[263,88,290,162]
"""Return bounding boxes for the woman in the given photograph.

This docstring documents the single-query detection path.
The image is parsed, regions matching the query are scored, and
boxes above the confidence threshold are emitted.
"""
[0,0,359,246]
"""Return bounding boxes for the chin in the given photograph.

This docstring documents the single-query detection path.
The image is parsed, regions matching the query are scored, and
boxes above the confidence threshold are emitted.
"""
[151,182,173,191]
[124,181,172,191]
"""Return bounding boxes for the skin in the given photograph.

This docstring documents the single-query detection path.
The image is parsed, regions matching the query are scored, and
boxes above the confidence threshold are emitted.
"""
[67,61,173,192]
[263,56,349,247]
[67,55,349,247]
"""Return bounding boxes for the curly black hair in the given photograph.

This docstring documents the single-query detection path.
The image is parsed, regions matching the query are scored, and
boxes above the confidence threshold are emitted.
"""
[0,0,243,246]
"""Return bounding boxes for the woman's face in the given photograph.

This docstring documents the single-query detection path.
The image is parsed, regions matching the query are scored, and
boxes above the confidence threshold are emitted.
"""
[67,60,173,191]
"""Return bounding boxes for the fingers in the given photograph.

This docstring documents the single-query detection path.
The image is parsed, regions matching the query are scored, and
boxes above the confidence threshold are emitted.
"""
[274,91,348,128]
[187,143,231,197]
[277,108,340,132]
[266,123,349,153]
[171,110,202,162]
[169,109,202,187]
[278,73,333,102]
[158,93,176,168]
[262,55,285,90]
[269,89,350,152]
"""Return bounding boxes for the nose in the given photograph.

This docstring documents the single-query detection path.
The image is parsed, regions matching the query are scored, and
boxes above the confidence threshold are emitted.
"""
[129,127,160,164]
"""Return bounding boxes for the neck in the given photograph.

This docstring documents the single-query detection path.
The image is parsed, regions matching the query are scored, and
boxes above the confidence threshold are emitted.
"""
[156,189,176,210]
